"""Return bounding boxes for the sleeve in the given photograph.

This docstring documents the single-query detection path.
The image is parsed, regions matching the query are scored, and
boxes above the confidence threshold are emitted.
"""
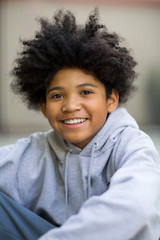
[38,129,160,240]
[0,137,33,203]
[0,143,21,201]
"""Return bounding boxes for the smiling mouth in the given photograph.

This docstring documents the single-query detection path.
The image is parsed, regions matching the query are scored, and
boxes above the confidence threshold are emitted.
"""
[63,118,87,125]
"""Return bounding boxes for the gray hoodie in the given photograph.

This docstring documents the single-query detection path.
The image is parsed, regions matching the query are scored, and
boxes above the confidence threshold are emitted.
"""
[0,108,160,240]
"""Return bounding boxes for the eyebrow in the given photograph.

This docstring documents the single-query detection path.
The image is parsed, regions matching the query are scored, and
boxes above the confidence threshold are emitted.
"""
[47,86,64,94]
[47,83,98,94]
[77,83,98,88]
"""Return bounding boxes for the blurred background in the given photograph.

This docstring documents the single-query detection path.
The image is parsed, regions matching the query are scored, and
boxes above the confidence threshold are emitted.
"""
[0,0,160,154]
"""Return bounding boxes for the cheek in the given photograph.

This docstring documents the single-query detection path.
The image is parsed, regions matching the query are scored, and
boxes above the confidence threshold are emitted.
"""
[45,105,57,123]
[92,99,108,115]
[96,112,108,126]
[96,103,108,121]
[88,102,108,127]
[46,114,58,131]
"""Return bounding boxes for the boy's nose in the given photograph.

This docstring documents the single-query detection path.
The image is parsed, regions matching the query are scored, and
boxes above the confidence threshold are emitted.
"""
[61,96,81,112]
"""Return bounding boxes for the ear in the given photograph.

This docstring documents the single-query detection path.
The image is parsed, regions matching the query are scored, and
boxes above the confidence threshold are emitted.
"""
[107,89,119,113]
[40,100,47,118]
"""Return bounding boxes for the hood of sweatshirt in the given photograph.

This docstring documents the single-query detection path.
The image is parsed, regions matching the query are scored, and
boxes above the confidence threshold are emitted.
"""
[48,107,139,158]
[45,108,139,222]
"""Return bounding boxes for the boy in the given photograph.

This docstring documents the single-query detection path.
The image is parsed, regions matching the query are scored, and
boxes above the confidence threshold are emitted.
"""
[0,8,160,240]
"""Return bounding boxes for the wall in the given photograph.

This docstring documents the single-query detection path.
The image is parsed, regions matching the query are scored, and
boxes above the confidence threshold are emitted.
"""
[0,0,160,133]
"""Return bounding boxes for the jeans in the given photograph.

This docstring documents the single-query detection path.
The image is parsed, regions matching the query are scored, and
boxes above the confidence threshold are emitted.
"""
[0,191,55,240]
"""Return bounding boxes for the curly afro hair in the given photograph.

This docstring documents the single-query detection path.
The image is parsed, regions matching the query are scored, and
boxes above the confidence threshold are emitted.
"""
[11,8,137,110]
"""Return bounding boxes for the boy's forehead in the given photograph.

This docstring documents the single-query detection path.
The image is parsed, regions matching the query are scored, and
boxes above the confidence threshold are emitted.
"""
[49,67,102,87]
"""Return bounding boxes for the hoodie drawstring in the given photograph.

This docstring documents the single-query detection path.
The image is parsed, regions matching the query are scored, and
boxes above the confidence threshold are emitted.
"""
[65,143,98,217]
[65,150,71,214]
[87,142,98,199]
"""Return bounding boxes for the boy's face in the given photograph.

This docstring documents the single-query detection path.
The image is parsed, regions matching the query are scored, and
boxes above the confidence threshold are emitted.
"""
[41,68,118,149]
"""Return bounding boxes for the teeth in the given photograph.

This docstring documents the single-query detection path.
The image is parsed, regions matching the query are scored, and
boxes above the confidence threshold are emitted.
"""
[64,118,86,124]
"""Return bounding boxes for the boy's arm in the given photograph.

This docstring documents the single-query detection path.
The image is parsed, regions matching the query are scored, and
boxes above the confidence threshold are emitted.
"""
[38,131,160,240]
[0,143,23,202]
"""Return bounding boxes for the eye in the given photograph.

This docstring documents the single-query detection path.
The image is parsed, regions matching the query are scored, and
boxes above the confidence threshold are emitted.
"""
[81,90,93,95]
[51,93,63,99]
